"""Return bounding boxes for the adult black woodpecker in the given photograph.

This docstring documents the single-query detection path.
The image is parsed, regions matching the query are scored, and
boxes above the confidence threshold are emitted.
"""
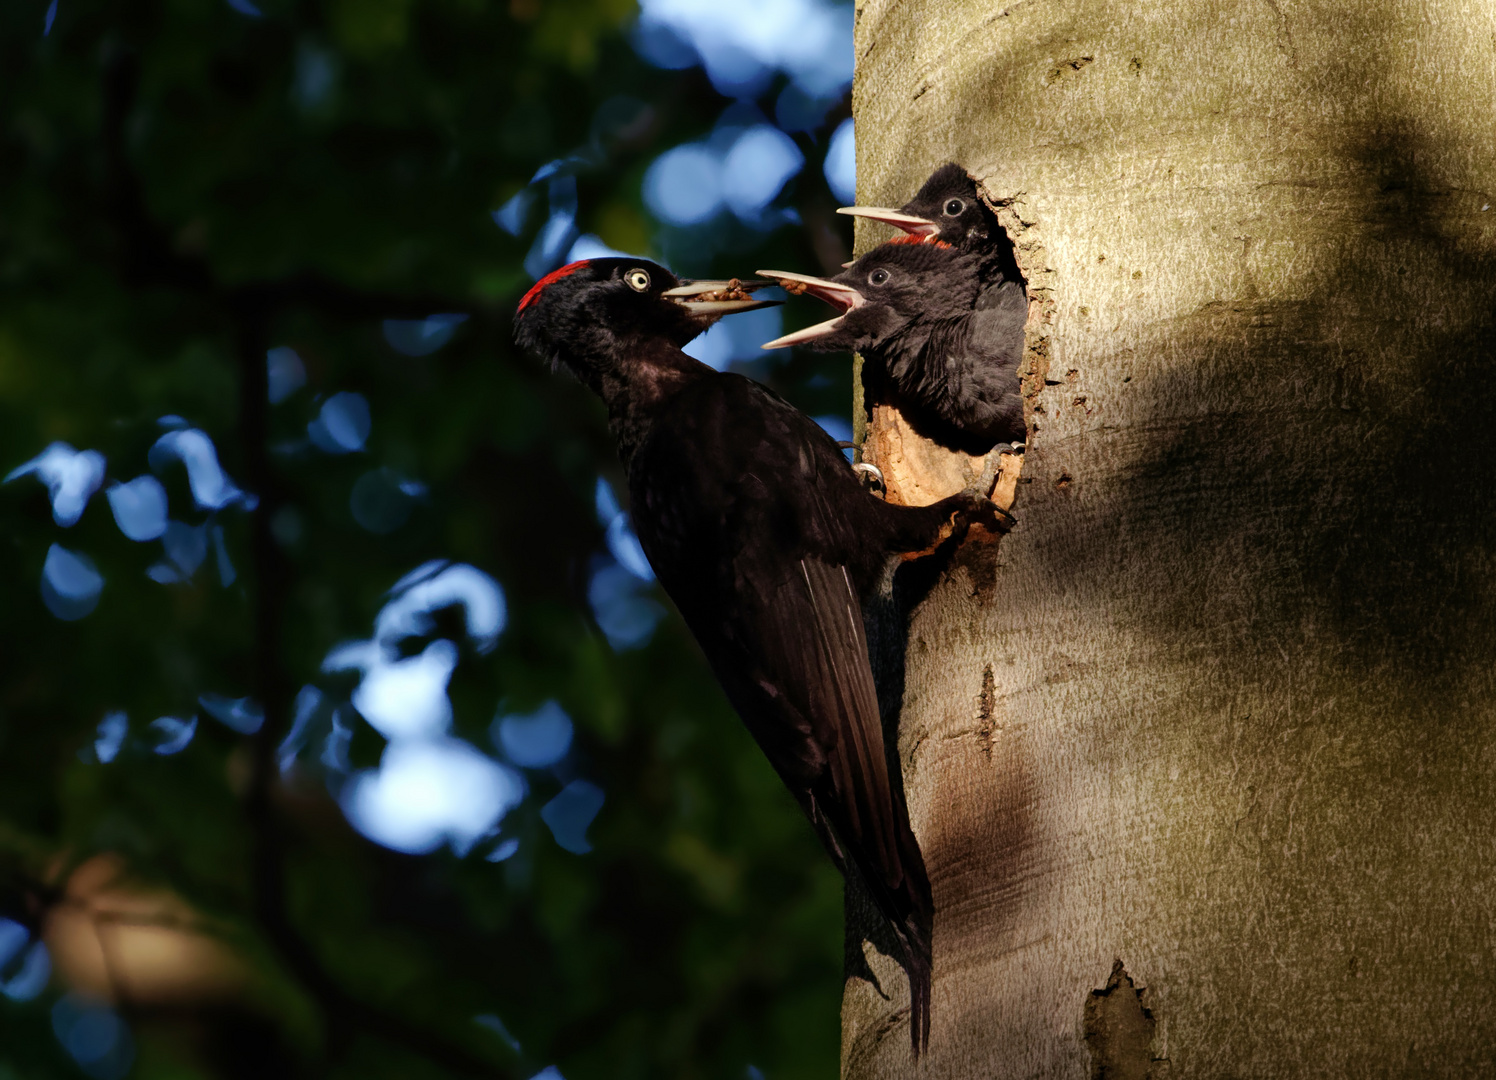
[515,257,1009,1056]
[759,237,1027,456]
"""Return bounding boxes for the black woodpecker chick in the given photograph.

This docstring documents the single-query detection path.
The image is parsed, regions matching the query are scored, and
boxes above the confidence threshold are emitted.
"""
[760,238,1027,455]
[516,257,1007,1057]
[837,162,1024,287]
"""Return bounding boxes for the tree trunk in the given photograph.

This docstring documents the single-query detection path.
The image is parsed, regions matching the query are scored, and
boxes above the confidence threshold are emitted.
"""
[845,1,1496,1076]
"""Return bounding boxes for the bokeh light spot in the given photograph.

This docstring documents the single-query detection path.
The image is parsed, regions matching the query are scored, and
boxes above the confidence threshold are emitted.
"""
[567,234,636,262]
[0,920,50,1003]
[493,189,534,236]
[149,429,254,511]
[683,305,785,370]
[541,780,605,854]
[721,126,803,217]
[148,716,197,756]
[105,476,168,541]
[376,562,507,654]
[633,0,853,97]
[350,640,458,741]
[161,521,208,578]
[485,838,520,863]
[267,347,307,403]
[292,45,337,110]
[51,995,134,1080]
[5,442,106,527]
[307,392,371,453]
[588,562,665,650]
[824,117,856,204]
[90,712,128,764]
[1,943,50,1003]
[494,701,574,768]
[198,694,265,735]
[278,685,326,772]
[643,145,723,225]
[383,314,469,357]
[41,543,103,620]
[343,739,525,855]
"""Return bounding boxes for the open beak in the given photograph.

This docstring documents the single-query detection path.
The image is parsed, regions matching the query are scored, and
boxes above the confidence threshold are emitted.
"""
[755,270,866,349]
[662,278,780,318]
[836,206,941,238]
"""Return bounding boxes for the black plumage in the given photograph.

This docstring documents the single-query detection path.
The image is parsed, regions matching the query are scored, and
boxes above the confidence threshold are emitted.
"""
[515,257,1008,1056]
[761,238,1028,455]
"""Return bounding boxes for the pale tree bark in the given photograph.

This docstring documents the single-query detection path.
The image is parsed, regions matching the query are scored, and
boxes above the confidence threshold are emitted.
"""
[843,1,1496,1076]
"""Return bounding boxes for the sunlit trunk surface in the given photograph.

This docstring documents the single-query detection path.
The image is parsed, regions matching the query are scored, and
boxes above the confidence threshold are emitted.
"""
[845,1,1496,1075]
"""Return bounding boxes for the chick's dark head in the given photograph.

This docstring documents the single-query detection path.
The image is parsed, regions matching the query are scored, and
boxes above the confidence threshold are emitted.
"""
[899,163,999,248]
[758,239,983,353]
[836,162,1001,251]
[513,258,775,391]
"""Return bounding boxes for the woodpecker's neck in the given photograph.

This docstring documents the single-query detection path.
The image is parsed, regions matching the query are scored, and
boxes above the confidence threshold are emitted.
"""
[594,336,713,468]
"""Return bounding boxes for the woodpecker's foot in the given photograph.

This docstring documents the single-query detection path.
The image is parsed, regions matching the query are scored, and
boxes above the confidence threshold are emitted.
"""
[952,489,1016,535]
[966,441,1025,500]
[935,486,1016,544]
[896,489,1012,560]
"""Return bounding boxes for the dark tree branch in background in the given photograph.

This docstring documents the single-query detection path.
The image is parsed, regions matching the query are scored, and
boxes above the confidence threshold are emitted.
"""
[100,47,517,1080]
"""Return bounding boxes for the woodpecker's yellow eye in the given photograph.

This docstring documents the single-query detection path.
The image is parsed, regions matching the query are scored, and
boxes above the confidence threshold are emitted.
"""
[626,269,651,292]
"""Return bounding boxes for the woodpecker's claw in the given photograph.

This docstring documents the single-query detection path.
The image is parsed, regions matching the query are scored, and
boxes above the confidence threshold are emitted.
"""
[957,490,1016,533]
[852,461,885,496]
[947,446,1016,534]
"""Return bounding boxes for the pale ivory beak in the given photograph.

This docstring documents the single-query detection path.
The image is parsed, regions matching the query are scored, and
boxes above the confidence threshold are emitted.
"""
[662,279,780,317]
[755,270,867,349]
[835,206,941,237]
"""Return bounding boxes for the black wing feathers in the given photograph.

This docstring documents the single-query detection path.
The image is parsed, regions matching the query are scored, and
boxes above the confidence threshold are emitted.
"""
[626,373,933,1052]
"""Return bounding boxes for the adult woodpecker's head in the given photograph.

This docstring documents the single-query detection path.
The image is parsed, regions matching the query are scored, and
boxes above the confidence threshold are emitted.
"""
[513,257,776,392]
[836,162,997,249]
[757,238,982,353]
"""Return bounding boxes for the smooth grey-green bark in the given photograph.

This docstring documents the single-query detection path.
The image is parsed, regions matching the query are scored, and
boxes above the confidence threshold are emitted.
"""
[846,1,1496,1076]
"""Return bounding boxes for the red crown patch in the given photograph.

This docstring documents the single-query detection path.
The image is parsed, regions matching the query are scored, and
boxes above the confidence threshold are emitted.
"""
[517,260,591,313]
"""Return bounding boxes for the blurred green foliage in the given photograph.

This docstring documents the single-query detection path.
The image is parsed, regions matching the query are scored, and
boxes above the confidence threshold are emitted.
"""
[0,1,858,1076]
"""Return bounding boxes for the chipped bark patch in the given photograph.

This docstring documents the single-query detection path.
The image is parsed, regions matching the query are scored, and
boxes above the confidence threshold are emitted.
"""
[977,663,996,758]
[1083,961,1164,1080]
[1047,56,1094,83]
